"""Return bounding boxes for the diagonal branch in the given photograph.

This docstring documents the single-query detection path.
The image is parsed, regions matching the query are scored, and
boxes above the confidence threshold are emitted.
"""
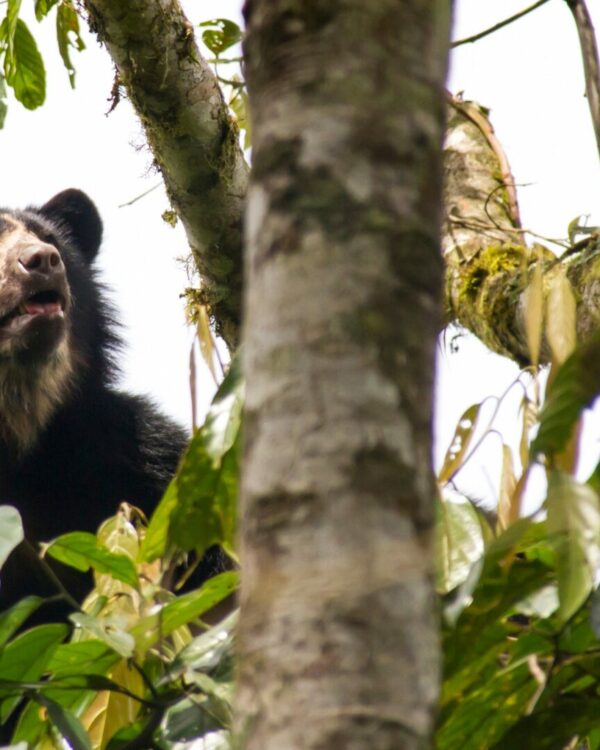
[451,0,550,48]
[565,0,600,164]
[82,0,249,350]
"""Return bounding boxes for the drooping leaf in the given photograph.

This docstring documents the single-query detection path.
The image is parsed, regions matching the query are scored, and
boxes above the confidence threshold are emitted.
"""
[0,505,24,569]
[546,270,576,365]
[531,334,600,457]
[56,2,84,88]
[34,0,59,22]
[199,19,242,56]
[438,403,481,484]
[3,19,46,109]
[497,444,517,530]
[46,532,139,587]
[436,495,486,594]
[523,259,543,367]
[547,471,600,622]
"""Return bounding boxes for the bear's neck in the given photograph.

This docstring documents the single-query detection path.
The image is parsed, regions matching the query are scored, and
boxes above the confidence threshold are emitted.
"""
[0,339,75,452]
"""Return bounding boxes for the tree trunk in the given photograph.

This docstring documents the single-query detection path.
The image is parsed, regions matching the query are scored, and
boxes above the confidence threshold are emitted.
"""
[82,0,249,349]
[237,2,452,749]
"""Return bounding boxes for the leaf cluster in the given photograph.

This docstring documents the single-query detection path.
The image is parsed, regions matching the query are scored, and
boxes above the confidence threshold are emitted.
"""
[0,364,243,749]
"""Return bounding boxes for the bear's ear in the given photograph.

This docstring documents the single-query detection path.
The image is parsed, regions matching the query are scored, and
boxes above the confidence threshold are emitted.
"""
[40,189,103,263]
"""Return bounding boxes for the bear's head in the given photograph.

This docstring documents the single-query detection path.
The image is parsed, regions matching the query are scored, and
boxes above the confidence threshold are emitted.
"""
[0,189,111,450]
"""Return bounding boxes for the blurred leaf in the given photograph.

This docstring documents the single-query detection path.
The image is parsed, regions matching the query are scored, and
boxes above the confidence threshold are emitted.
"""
[46,532,139,587]
[489,700,600,749]
[531,334,600,457]
[0,624,68,723]
[0,505,23,569]
[0,596,42,648]
[436,496,486,594]
[70,613,135,658]
[230,89,251,149]
[167,610,237,681]
[131,572,238,653]
[199,18,242,56]
[34,0,59,21]
[0,74,7,128]
[546,270,576,365]
[497,444,517,531]
[3,18,46,109]
[82,660,143,748]
[518,395,536,468]
[438,403,481,484]
[547,471,600,622]
[143,360,243,561]
[523,259,543,367]
[56,2,84,88]
[34,694,91,750]
[196,305,218,384]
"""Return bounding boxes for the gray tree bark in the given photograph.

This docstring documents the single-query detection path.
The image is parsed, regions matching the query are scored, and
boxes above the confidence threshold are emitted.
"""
[237,2,452,749]
[82,0,249,349]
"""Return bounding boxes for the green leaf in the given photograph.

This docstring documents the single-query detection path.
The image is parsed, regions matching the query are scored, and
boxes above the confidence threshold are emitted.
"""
[0,623,68,723]
[56,2,84,88]
[0,74,8,128]
[142,361,243,562]
[489,700,600,749]
[69,613,135,658]
[436,495,486,594]
[3,19,46,109]
[33,694,91,750]
[199,18,242,56]
[131,572,238,652]
[547,471,600,622]
[0,506,23,569]
[34,0,59,22]
[46,532,139,587]
[532,334,600,457]
[0,597,43,648]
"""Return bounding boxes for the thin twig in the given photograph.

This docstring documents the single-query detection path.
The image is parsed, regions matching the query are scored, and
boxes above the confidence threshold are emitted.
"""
[452,0,550,48]
[565,0,600,163]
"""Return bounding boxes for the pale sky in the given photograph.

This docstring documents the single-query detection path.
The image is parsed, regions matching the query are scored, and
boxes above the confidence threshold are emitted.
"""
[0,1,597,508]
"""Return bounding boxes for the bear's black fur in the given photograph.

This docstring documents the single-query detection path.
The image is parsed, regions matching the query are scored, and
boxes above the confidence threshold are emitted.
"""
[0,189,189,610]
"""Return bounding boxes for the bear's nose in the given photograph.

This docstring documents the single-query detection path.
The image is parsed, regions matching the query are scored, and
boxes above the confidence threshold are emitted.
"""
[19,244,64,275]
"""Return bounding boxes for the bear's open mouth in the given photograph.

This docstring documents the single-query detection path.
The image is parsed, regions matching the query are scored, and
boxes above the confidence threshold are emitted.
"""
[0,290,66,327]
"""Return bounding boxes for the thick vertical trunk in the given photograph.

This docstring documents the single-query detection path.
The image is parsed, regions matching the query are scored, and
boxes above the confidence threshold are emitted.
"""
[237,2,452,749]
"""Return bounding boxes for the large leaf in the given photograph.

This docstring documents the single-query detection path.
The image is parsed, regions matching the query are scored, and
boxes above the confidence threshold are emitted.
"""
[0,623,68,723]
[46,532,139,587]
[199,19,242,56]
[131,572,238,653]
[532,334,600,457]
[34,0,59,21]
[547,471,600,622]
[3,18,45,109]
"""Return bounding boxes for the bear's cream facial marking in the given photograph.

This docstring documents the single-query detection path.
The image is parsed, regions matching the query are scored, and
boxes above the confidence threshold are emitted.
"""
[0,216,73,450]
[0,219,70,357]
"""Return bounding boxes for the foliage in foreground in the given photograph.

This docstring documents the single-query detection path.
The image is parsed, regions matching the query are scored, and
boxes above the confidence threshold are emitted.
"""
[0,362,242,750]
[437,316,600,748]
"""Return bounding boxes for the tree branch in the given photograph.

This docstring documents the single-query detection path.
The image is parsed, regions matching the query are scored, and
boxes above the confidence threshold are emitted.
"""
[565,0,600,164]
[82,0,249,350]
[451,0,550,48]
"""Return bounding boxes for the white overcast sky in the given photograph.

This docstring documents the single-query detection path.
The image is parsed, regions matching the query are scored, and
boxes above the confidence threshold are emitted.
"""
[1,1,598,506]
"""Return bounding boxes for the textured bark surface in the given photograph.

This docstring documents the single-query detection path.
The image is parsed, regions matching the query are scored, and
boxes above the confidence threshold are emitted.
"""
[237,2,451,749]
[82,0,249,349]
[443,96,600,365]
